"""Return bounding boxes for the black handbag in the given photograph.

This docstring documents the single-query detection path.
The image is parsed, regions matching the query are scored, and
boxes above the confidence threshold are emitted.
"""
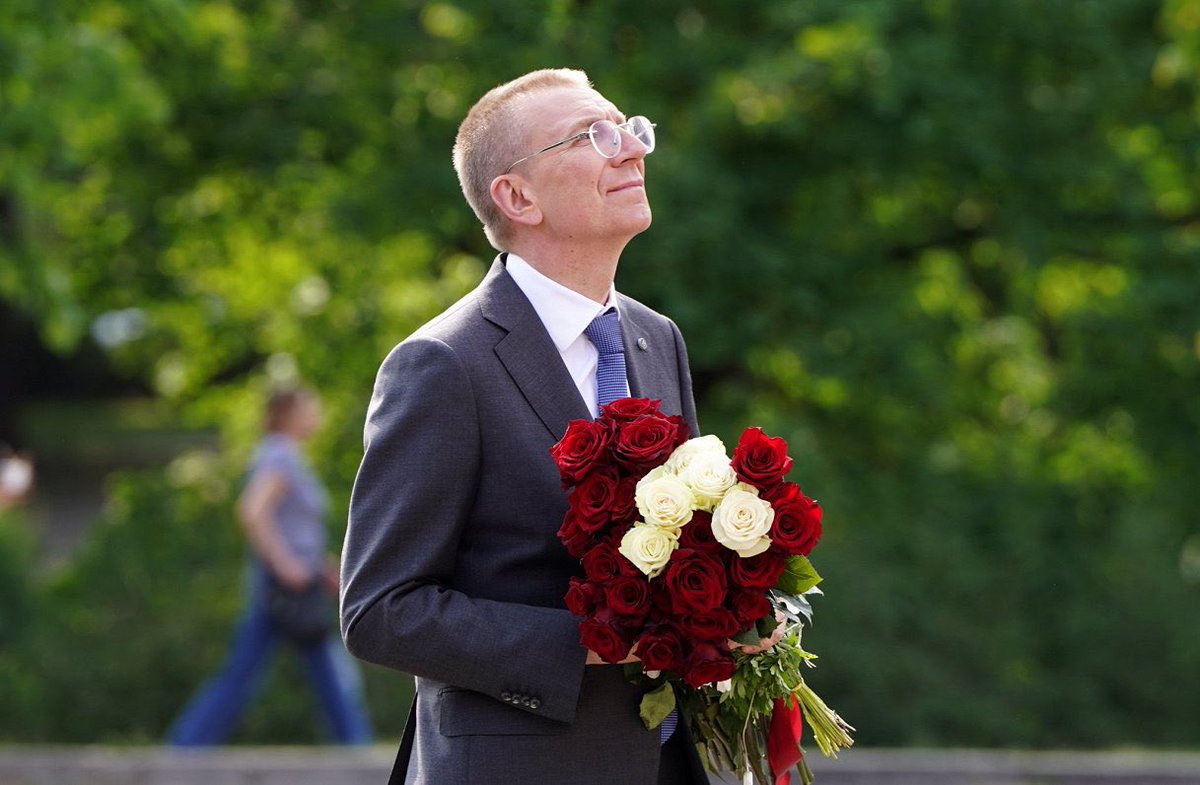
[265,578,333,644]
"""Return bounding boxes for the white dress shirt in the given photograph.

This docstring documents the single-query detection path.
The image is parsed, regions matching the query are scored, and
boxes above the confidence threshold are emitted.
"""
[505,253,629,418]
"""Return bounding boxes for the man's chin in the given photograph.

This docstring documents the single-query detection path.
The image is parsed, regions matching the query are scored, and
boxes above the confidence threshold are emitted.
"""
[627,208,653,235]
[591,207,652,242]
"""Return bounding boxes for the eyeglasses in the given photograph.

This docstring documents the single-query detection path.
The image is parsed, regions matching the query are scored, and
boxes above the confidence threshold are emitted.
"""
[503,116,656,174]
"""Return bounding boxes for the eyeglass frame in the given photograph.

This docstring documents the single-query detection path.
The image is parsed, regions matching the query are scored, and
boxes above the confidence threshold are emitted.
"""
[502,116,656,174]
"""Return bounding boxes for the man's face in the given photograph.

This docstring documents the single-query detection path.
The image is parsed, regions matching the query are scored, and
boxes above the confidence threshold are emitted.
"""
[512,85,652,243]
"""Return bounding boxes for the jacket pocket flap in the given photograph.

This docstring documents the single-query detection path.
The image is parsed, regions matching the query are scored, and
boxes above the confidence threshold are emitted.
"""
[437,687,569,737]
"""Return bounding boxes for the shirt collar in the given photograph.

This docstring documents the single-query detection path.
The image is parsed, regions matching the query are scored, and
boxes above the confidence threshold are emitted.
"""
[504,252,620,352]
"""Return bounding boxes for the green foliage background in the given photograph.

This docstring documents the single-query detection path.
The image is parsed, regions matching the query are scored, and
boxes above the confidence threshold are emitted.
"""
[3,0,1200,747]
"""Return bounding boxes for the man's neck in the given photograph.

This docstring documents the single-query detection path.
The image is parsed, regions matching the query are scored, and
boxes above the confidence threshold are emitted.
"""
[507,239,624,305]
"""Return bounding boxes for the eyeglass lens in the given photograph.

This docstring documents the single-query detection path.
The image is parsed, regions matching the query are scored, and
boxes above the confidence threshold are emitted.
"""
[591,117,655,159]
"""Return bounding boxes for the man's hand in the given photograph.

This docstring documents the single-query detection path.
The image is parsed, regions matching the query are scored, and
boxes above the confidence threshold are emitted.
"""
[730,609,788,655]
[585,644,639,665]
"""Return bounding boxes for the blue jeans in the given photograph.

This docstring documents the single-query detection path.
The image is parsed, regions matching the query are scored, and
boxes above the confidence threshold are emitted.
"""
[167,568,373,746]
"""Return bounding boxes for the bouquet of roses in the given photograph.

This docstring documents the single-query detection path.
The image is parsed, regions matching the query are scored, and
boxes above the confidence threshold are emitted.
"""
[551,398,853,785]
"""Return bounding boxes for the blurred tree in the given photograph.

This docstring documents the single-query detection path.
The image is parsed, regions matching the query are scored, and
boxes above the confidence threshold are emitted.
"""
[1,0,1198,747]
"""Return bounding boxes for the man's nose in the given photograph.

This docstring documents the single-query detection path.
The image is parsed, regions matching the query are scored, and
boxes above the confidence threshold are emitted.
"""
[612,128,649,165]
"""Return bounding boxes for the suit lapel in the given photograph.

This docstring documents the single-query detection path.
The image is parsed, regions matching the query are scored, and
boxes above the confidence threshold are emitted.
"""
[481,259,592,440]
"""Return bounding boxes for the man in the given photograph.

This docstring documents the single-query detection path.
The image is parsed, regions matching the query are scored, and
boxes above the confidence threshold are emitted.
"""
[341,68,707,785]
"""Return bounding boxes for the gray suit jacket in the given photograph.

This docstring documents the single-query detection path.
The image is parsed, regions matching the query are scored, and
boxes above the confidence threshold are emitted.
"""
[342,256,705,785]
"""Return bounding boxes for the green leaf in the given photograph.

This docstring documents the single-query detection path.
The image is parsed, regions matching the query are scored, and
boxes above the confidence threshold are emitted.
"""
[771,589,814,626]
[622,662,645,685]
[776,555,822,595]
[732,626,762,646]
[756,613,780,639]
[639,682,677,730]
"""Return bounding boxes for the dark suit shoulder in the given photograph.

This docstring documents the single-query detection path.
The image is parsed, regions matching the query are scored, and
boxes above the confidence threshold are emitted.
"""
[615,292,670,323]
[407,287,490,345]
[619,295,686,331]
[392,261,536,357]
[616,293,687,348]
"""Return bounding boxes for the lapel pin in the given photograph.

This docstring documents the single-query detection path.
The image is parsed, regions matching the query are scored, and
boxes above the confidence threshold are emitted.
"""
[636,337,648,351]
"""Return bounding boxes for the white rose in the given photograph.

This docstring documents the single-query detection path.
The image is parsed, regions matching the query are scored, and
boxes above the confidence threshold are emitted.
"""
[618,524,678,578]
[681,450,738,511]
[665,434,727,476]
[635,466,696,530]
[711,483,774,557]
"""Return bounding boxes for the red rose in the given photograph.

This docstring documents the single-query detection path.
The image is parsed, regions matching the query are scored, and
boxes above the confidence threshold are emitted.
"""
[765,482,823,556]
[557,510,595,559]
[565,577,603,617]
[612,413,691,473]
[563,505,604,538]
[730,590,772,625]
[582,541,622,583]
[637,625,685,673]
[559,530,593,561]
[611,475,639,524]
[729,551,788,591]
[606,520,634,539]
[579,606,634,664]
[649,577,676,616]
[605,574,651,620]
[681,640,737,688]
[731,427,793,492]
[677,510,721,554]
[566,466,620,533]
[678,608,742,642]
[599,525,643,577]
[551,419,612,488]
[663,549,727,613]
[600,397,663,423]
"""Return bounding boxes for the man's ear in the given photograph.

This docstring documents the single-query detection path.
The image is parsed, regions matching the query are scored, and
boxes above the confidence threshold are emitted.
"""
[490,175,543,228]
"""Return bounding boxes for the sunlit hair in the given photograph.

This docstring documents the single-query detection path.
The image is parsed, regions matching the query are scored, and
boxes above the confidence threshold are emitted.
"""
[265,387,316,433]
[453,68,593,250]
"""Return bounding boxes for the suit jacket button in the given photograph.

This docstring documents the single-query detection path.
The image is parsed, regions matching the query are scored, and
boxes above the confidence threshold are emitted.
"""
[500,691,512,702]
[521,697,532,707]
[529,698,541,710]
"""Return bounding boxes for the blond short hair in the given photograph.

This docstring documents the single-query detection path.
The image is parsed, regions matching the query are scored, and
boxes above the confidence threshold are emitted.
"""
[453,68,592,250]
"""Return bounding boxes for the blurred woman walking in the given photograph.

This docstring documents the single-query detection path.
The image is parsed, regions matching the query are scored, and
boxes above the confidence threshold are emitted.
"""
[167,386,372,746]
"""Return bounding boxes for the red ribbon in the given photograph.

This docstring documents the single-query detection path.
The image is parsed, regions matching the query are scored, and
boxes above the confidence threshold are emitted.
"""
[767,695,804,785]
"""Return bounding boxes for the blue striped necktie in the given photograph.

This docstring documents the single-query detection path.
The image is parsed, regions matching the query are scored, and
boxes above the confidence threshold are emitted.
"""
[658,705,678,745]
[583,308,629,408]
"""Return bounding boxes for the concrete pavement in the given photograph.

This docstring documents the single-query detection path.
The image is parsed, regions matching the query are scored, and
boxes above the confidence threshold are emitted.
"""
[0,746,1198,785]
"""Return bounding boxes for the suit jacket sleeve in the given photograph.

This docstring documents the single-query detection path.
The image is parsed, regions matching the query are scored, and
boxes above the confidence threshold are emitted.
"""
[340,336,588,724]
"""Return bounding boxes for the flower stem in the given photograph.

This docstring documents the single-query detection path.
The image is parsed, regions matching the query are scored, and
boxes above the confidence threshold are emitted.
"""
[793,677,855,758]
